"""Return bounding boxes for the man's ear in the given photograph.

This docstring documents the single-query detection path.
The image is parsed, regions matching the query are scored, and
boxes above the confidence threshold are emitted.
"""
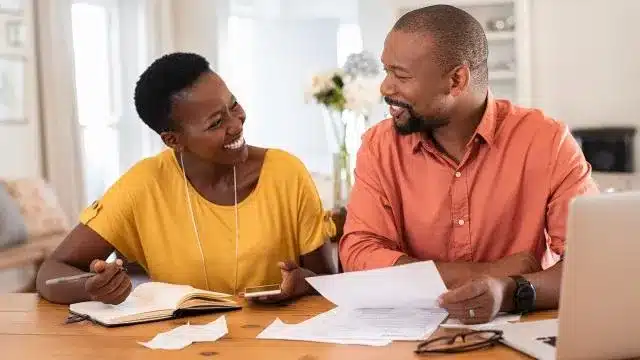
[448,64,471,96]
[160,131,183,152]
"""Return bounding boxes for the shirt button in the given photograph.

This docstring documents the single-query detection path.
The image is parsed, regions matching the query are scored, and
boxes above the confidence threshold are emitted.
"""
[457,219,465,225]
[455,172,461,178]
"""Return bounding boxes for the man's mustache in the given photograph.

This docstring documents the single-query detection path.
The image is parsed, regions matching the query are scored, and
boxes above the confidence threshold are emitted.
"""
[384,96,412,110]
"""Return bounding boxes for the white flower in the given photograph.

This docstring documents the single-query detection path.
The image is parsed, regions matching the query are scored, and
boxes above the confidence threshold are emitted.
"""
[342,76,382,117]
[307,69,343,95]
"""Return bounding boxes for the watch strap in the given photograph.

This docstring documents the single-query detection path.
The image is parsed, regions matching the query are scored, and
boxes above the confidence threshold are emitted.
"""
[509,275,535,313]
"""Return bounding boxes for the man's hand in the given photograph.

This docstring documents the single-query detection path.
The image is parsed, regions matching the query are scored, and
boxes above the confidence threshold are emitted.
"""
[248,261,316,304]
[438,276,513,324]
[85,259,132,305]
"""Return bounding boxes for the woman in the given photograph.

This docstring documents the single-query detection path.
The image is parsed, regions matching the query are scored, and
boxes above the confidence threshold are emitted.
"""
[36,52,335,305]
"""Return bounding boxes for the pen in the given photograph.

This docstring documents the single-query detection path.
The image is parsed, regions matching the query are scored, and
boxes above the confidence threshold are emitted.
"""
[45,272,96,285]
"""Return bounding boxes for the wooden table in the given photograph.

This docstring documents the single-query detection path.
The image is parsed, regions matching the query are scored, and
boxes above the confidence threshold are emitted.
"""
[0,294,556,359]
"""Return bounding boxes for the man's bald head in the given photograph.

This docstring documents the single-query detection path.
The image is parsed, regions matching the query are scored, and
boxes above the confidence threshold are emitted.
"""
[393,5,489,90]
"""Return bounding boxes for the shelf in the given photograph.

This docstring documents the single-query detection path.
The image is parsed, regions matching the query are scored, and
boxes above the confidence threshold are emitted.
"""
[489,70,516,80]
[392,0,514,7]
[486,31,515,41]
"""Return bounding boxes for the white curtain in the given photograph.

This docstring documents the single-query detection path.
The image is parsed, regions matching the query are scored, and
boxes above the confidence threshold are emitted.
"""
[34,0,177,220]
[135,0,176,158]
[35,0,85,220]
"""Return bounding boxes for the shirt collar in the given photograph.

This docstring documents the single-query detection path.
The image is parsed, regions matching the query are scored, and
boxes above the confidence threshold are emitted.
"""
[409,90,497,153]
[472,91,497,147]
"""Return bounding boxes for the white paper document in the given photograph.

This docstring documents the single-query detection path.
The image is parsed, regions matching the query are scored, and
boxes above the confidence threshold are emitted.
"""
[258,307,448,344]
[258,261,450,346]
[257,317,392,346]
[305,261,448,309]
[138,316,228,350]
[440,313,522,329]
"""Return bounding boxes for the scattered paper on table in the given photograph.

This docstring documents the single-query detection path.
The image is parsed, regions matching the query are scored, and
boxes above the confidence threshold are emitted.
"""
[258,318,392,346]
[439,313,522,330]
[138,316,228,350]
[257,261,450,346]
[257,307,448,345]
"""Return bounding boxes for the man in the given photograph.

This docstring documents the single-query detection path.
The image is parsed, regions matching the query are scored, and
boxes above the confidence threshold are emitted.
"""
[339,5,599,324]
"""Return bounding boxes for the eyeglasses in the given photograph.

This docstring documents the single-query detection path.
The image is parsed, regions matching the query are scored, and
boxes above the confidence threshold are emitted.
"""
[415,329,504,354]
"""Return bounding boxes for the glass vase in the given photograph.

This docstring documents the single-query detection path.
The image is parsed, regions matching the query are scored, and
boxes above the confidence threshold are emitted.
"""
[332,149,352,208]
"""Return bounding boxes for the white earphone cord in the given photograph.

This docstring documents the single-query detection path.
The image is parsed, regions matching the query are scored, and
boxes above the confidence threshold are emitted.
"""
[233,166,239,294]
[180,153,210,290]
[181,153,240,294]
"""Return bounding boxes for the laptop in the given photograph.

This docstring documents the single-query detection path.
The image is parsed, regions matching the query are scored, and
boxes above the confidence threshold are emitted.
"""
[490,191,640,360]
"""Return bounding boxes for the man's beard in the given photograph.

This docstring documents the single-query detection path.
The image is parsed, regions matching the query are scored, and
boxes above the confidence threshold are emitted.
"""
[384,97,449,135]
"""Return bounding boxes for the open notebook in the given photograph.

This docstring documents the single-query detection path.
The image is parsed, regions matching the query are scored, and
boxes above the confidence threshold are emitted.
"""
[69,282,241,327]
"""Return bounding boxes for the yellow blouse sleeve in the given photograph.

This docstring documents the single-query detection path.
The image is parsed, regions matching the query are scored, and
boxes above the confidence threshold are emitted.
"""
[78,167,146,268]
[296,163,336,255]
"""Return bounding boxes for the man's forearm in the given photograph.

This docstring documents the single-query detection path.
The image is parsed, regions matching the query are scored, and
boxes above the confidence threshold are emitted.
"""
[395,256,488,289]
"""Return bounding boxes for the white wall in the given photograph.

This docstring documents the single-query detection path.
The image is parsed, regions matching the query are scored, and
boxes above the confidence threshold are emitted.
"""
[530,0,640,189]
[357,0,394,125]
[171,0,219,67]
[217,0,363,175]
[530,0,640,128]
[244,18,340,174]
[0,0,42,180]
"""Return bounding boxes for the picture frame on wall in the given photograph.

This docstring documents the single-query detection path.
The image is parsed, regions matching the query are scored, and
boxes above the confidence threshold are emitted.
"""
[4,18,25,49]
[0,55,25,124]
[0,0,23,15]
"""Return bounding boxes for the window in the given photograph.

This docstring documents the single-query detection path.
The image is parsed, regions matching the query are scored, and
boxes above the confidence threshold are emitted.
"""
[71,0,121,204]
[71,0,153,205]
[220,12,364,175]
[225,16,255,141]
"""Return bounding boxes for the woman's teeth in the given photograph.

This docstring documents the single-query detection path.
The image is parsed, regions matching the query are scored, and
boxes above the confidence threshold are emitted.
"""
[224,136,245,150]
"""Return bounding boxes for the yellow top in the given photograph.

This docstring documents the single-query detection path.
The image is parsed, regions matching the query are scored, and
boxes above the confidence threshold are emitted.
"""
[79,148,335,294]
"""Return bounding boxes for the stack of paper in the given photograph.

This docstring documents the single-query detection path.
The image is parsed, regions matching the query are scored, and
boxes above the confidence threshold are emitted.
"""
[257,261,450,346]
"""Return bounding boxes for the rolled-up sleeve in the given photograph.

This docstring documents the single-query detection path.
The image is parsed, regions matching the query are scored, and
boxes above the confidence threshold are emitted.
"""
[339,130,406,271]
[546,124,600,256]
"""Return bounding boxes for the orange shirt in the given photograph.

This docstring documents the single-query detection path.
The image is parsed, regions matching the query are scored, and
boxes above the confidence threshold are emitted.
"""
[340,95,599,272]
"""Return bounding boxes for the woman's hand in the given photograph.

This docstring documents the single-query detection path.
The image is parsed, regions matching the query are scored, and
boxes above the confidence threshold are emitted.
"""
[85,259,132,305]
[248,261,316,304]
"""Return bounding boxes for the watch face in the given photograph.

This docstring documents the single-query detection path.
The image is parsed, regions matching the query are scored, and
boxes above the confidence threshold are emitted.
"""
[517,286,535,299]
[515,283,536,312]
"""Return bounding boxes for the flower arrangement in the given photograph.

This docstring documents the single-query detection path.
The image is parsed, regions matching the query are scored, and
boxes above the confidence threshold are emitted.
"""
[305,51,382,207]
[306,51,381,119]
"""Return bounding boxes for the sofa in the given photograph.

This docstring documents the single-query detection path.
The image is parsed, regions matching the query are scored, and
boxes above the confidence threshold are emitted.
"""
[0,178,69,292]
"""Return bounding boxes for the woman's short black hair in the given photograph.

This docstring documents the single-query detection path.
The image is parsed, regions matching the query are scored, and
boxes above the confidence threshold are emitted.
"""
[134,52,211,134]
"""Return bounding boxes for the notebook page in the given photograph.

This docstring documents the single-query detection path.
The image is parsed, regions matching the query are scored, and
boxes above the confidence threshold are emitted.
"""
[130,282,198,309]
[69,293,161,324]
[69,282,196,323]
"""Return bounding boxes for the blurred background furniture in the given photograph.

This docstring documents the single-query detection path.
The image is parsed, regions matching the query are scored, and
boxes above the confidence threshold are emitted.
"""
[0,178,68,292]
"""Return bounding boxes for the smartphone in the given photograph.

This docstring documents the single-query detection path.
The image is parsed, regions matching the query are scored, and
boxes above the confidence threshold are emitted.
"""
[243,284,282,298]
